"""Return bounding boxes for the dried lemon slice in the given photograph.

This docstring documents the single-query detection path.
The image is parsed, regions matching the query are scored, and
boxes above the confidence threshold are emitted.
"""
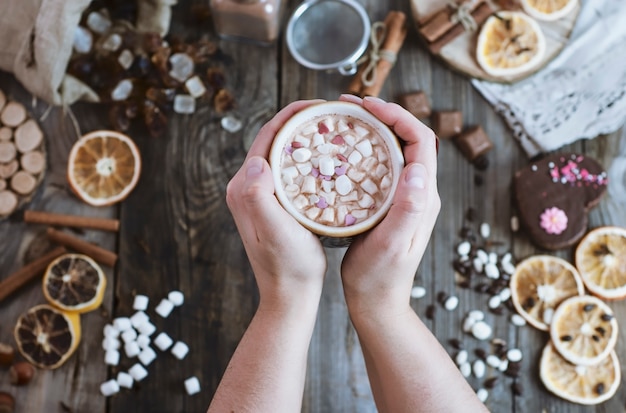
[476,11,546,78]
[67,130,141,206]
[575,226,626,300]
[14,304,81,369]
[521,0,577,21]
[510,255,585,330]
[43,253,106,313]
[540,341,620,405]
[550,295,618,366]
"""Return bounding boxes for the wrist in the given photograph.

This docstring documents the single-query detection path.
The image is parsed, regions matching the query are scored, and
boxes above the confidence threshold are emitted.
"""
[347,297,414,332]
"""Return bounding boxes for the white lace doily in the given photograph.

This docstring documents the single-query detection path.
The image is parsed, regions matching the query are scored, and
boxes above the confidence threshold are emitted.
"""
[472,0,626,157]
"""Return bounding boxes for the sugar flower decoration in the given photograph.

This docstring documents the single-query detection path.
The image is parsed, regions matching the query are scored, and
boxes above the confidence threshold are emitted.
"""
[540,207,568,235]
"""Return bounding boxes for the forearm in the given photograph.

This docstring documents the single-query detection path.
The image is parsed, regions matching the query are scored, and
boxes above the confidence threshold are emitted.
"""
[208,299,319,413]
[351,309,487,413]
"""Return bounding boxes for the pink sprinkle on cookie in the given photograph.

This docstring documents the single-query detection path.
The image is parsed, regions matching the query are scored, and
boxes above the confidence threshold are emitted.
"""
[540,207,568,235]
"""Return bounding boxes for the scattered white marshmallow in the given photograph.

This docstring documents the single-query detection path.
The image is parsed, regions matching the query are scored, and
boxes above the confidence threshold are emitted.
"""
[444,295,459,311]
[471,321,492,341]
[103,324,120,338]
[125,341,141,358]
[137,321,157,337]
[168,291,185,307]
[105,349,120,366]
[155,299,175,318]
[102,336,120,351]
[410,286,427,299]
[133,294,149,311]
[476,388,489,403]
[486,355,502,369]
[138,346,157,366]
[480,222,491,238]
[113,317,132,332]
[117,372,134,389]
[154,332,174,351]
[100,379,120,397]
[459,362,471,378]
[184,376,201,395]
[121,328,138,343]
[129,363,148,381]
[136,334,151,349]
[130,311,150,329]
[473,359,486,379]
[507,348,523,363]
[455,350,468,365]
[510,314,527,327]
[171,341,189,360]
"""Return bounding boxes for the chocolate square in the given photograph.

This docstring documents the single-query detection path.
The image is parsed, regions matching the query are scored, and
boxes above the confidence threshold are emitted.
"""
[398,91,431,119]
[454,125,493,162]
[432,111,463,139]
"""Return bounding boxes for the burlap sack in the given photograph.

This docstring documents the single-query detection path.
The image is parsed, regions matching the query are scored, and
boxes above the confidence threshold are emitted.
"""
[0,0,176,106]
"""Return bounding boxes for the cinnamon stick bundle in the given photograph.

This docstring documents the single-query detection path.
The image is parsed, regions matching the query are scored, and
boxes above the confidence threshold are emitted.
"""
[348,11,407,98]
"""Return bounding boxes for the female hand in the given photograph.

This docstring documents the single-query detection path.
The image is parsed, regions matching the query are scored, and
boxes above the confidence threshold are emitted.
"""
[225,99,328,311]
[339,95,441,318]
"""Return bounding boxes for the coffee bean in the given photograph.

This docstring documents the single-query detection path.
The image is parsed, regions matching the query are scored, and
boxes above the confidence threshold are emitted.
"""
[437,291,449,304]
[457,279,471,289]
[484,376,498,389]
[474,348,487,360]
[465,207,476,222]
[426,304,436,320]
[474,283,489,293]
[511,382,524,396]
[449,338,464,350]
[474,155,489,171]
[474,174,484,186]
[453,260,469,276]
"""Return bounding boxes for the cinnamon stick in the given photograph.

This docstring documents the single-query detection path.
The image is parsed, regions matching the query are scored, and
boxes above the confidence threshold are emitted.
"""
[419,0,485,42]
[46,227,117,267]
[0,246,67,303]
[361,11,407,97]
[429,2,493,54]
[25,210,120,232]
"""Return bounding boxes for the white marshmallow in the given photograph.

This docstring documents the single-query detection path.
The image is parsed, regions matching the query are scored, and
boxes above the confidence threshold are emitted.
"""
[121,328,138,343]
[347,150,362,166]
[292,148,312,163]
[168,291,185,307]
[318,156,335,176]
[130,311,150,329]
[105,350,120,366]
[117,372,134,389]
[355,139,373,157]
[100,379,120,397]
[113,317,132,332]
[154,332,174,351]
[103,324,120,338]
[136,334,151,349]
[129,363,148,381]
[137,321,157,336]
[184,376,201,395]
[102,336,120,351]
[125,341,141,358]
[335,175,353,196]
[138,346,157,366]
[155,299,174,318]
[171,341,190,360]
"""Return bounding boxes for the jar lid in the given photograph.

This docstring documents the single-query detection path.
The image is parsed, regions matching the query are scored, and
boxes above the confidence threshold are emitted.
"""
[286,0,371,75]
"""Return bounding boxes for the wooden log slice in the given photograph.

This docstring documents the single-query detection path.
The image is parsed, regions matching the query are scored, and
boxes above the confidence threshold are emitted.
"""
[0,101,27,127]
[20,151,46,175]
[0,127,11,141]
[410,0,580,83]
[14,120,44,153]
[0,159,19,179]
[10,171,37,195]
[0,141,17,163]
[0,190,18,216]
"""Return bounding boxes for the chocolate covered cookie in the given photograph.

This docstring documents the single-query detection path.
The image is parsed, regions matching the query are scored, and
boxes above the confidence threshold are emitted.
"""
[514,153,608,250]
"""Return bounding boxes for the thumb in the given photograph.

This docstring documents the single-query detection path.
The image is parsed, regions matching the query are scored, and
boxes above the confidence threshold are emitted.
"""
[383,162,430,228]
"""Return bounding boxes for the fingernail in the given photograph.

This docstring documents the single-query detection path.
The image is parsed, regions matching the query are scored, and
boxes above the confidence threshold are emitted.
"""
[340,94,363,104]
[405,163,426,189]
[363,96,386,104]
[246,157,264,178]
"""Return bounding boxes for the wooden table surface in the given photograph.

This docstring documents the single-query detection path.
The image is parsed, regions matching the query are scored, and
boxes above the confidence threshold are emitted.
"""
[1,0,626,412]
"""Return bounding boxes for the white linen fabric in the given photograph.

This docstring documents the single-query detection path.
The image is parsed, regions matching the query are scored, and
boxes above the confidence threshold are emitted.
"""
[472,0,626,157]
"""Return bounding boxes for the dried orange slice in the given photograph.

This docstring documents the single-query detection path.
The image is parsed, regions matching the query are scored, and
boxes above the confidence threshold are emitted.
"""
[575,226,626,300]
[550,295,618,366]
[510,255,585,330]
[476,11,546,78]
[43,254,106,313]
[540,341,620,405]
[521,0,577,21]
[67,130,141,206]
[14,304,81,369]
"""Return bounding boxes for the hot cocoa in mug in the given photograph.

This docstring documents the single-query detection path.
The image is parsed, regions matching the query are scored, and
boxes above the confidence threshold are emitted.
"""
[269,101,405,245]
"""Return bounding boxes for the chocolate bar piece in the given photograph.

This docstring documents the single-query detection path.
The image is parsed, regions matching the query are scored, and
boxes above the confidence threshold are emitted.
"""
[398,91,431,119]
[432,111,463,139]
[454,125,493,162]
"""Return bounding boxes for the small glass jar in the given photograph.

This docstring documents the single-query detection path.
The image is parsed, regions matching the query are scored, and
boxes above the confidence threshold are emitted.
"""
[210,0,283,45]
